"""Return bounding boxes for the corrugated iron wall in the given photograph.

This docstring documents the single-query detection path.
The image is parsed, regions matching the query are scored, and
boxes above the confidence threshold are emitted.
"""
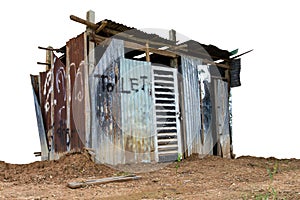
[39,70,53,155]
[120,58,155,164]
[32,34,232,162]
[198,65,214,155]
[53,55,68,153]
[67,33,86,151]
[90,39,125,165]
[180,56,203,156]
[32,33,87,160]
[90,39,156,165]
[214,79,231,158]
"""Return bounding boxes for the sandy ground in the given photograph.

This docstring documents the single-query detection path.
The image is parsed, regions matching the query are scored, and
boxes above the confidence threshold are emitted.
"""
[0,152,299,199]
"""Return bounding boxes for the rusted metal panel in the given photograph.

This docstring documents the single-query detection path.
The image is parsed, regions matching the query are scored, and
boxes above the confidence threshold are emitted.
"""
[39,70,53,153]
[180,56,203,156]
[53,55,68,153]
[66,33,86,151]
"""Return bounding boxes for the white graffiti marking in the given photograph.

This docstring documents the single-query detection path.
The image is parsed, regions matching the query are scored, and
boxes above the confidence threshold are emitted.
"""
[74,61,84,102]
[43,71,53,113]
[56,66,66,101]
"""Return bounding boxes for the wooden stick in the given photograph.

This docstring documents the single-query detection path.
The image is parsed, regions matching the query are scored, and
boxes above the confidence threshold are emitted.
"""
[202,59,230,69]
[90,34,177,58]
[37,62,50,66]
[145,42,150,62]
[33,152,41,157]
[95,21,108,33]
[38,46,64,53]
[70,15,98,29]
[67,175,141,189]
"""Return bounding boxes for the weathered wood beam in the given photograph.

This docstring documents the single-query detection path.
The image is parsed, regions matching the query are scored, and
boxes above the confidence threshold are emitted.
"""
[145,42,150,62]
[37,62,50,66]
[203,59,230,69]
[38,46,64,53]
[95,20,108,33]
[90,33,177,58]
[70,15,98,29]
[67,175,141,189]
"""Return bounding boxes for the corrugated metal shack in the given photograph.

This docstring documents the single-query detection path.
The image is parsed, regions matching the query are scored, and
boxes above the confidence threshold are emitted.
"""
[31,11,243,165]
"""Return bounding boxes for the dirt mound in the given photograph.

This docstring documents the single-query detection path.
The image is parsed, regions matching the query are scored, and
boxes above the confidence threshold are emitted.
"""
[0,152,115,185]
[1,153,300,199]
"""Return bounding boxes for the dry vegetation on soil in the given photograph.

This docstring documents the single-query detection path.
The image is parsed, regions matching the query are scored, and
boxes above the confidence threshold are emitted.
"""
[0,152,299,199]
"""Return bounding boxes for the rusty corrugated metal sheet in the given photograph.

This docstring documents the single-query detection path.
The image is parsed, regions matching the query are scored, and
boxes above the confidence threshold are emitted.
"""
[53,55,68,153]
[67,33,86,151]
[39,70,53,153]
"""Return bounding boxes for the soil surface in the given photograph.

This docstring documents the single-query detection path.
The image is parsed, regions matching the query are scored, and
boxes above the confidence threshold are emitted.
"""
[0,152,299,199]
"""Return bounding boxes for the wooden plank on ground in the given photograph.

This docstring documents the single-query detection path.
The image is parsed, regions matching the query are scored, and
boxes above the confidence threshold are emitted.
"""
[67,175,141,189]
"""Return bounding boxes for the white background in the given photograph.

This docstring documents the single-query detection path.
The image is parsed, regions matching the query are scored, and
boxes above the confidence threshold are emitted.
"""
[0,0,299,164]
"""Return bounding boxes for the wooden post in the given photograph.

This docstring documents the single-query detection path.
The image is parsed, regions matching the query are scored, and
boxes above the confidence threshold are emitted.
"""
[49,51,55,160]
[46,46,52,71]
[86,10,95,75]
[145,42,150,62]
[169,29,176,42]
[84,10,94,148]
[169,29,178,68]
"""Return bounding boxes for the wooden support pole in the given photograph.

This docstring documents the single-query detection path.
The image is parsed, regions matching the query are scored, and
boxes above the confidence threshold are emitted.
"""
[169,29,178,68]
[70,15,98,29]
[145,42,150,62]
[85,10,94,148]
[46,46,52,71]
[169,29,176,43]
[49,51,55,159]
[95,20,108,33]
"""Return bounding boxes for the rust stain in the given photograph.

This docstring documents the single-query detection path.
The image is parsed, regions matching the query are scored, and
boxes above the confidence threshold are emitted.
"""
[53,55,68,152]
[67,33,86,150]
[39,70,53,151]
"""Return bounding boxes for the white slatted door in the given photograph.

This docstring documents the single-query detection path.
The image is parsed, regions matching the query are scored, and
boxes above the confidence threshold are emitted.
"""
[152,66,181,162]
